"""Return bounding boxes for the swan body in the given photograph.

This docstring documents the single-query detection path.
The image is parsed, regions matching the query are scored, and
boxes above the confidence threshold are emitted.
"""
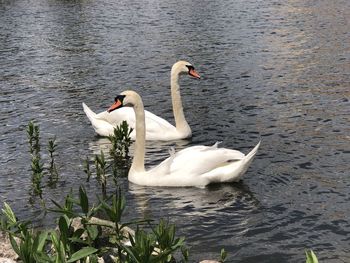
[108,90,261,187]
[82,61,200,140]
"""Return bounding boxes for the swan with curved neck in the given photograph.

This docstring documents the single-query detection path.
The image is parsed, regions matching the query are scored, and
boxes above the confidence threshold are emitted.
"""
[108,90,261,187]
[82,61,200,140]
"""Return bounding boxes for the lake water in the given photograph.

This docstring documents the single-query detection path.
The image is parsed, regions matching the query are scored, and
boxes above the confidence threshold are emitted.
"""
[0,0,349,262]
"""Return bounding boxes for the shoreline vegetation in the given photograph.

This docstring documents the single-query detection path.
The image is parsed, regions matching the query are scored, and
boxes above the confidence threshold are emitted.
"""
[0,121,318,262]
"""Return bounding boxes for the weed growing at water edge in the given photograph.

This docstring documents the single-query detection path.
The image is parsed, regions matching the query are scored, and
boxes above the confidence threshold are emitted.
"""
[27,121,44,197]
[305,249,318,263]
[48,137,59,185]
[108,120,133,168]
[94,150,107,197]
[1,186,189,262]
[27,121,61,198]
[83,121,133,193]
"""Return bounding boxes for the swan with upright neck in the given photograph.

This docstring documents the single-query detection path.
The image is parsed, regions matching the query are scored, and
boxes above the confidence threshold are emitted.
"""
[107,90,261,187]
[82,61,200,140]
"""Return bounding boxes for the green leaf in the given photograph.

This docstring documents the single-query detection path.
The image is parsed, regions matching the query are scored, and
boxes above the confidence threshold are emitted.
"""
[33,231,49,252]
[79,186,89,214]
[9,234,20,255]
[51,231,66,262]
[68,236,88,245]
[72,228,85,239]
[33,251,52,263]
[58,215,70,246]
[50,199,63,210]
[58,215,69,234]
[67,247,98,262]
[2,202,17,225]
[181,246,189,261]
[87,225,99,240]
[305,249,318,263]
[220,248,227,262]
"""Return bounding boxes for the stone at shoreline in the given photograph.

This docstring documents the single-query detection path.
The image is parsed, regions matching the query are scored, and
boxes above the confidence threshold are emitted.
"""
[0,231,18,262]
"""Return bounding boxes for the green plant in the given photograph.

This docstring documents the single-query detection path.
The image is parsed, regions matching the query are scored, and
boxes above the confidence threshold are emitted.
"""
[305,249,318,263]
[27,121,41,156]
[83,157,92,182]
[95,151,107,196]
[27,121,44,197]
[1,202,50,263]
[1,121,213,262]
[83,121,133,192]
[219,248,227,262]
[152,219,185,258]
[108,120,133,168]
[51,186,102,247]
[27,122,60,197]
[122,220,188,263]
[1,186,189,263]
[48,137,59,184]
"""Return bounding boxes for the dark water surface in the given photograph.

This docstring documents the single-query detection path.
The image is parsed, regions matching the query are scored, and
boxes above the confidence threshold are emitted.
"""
[1,0,349,262]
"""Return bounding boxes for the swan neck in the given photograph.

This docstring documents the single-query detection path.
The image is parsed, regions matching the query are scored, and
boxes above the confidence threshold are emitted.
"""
[131,100,146,173]
[170,71,190,133]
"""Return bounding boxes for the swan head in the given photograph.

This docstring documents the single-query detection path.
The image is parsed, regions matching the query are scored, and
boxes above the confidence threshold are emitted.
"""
[107,90,140,113]
[172,61,200,79]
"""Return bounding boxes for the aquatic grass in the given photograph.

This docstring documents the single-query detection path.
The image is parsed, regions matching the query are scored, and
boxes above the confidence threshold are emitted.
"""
[27,122,61,198]
[94,150,107,197]
[305,249,318,263]
[27,121,40,156]
[83,121,133,194]
[48,137,59,185]
[83,157,92,182]
[27,121,44,198]
[220,248,227,262]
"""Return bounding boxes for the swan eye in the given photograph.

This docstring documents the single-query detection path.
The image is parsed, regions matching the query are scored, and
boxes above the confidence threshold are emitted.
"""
[186,65,194,71]
[115,95,126,102]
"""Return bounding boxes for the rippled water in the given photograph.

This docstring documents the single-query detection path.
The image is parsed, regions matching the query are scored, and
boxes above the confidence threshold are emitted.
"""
[1,0,349,262]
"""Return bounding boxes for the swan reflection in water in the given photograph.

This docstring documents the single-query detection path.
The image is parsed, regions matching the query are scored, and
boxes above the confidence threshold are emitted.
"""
[128,181,260,220]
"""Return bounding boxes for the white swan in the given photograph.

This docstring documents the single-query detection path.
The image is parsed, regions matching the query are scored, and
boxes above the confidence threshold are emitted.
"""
[82,61,200,140]
[107,90,261,187]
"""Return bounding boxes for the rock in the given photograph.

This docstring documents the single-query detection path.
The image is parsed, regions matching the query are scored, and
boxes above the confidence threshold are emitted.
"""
[0,231,18,262]
[0,258,17,263]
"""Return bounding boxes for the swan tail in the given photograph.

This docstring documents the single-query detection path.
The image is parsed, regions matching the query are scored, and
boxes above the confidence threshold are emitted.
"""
[245,140,261,162]
[82,102,97,122]
[236,140,261,178]
[210,141,222,149]
[203,141,261,184]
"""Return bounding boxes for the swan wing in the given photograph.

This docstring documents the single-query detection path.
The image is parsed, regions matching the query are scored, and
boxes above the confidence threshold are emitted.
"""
[95,107,136,126]
[83,103,177,139]
[141,144,247,187]
[82,103,117,136]
[170,143,245,175]
[143,110,176,134]
[95,108,174,132]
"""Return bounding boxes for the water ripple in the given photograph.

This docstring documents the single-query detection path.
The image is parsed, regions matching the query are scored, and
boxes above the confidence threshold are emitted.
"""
[0,0,350,261]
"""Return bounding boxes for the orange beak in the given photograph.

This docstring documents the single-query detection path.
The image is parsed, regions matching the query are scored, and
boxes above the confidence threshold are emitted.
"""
[189,68,200,79]
[107,99,123,113]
